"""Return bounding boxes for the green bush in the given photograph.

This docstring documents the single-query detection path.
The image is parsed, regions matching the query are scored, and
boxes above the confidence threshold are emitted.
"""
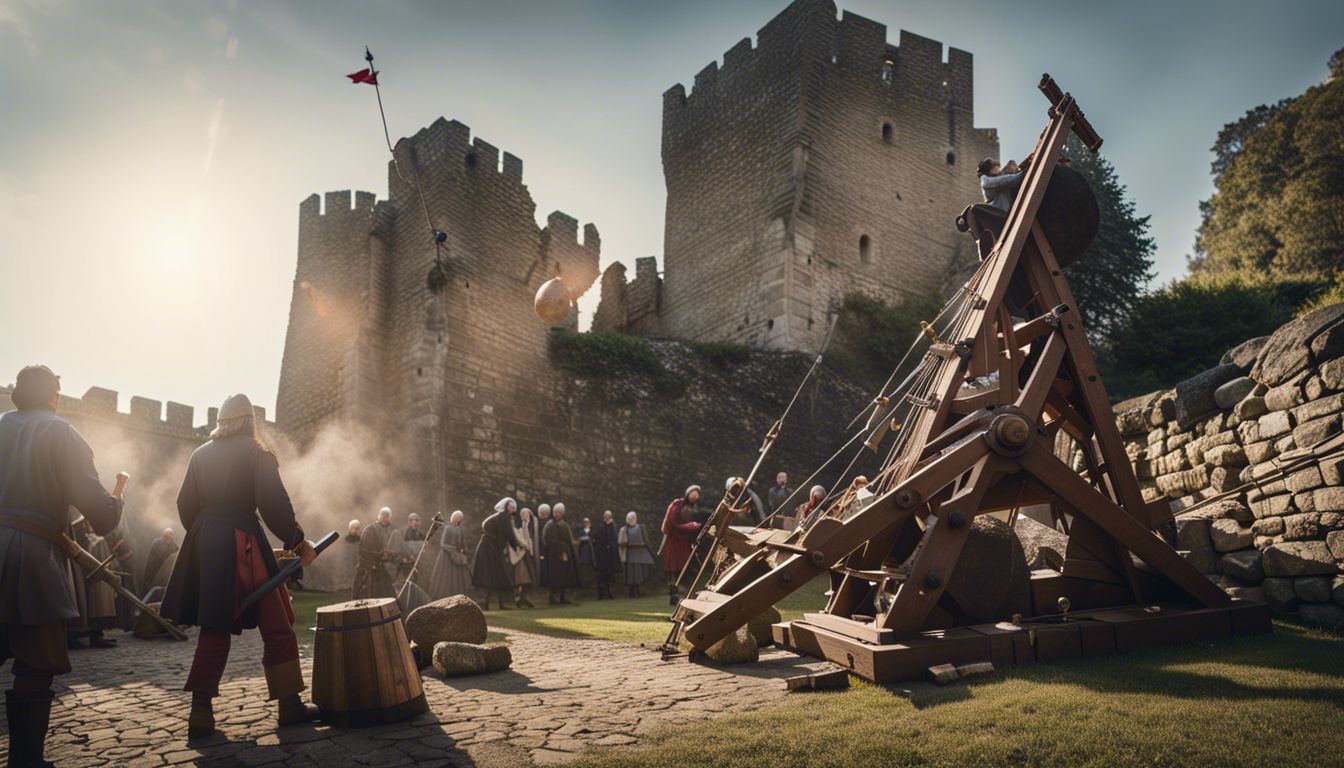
[689,340,752,368]
[1099,273,1327,399]
[547,329,686,398]
[827,292,945,383]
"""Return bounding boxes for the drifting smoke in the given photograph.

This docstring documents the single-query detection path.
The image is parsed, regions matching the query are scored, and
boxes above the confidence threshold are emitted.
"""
[81,416,421,589]
[268,420,422,539]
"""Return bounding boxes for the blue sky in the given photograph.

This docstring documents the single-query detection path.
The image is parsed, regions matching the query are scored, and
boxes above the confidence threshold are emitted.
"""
[2,0,1340,417]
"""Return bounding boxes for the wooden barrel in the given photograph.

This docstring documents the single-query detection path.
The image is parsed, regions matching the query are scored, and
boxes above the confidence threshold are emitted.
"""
[312,598,428,727]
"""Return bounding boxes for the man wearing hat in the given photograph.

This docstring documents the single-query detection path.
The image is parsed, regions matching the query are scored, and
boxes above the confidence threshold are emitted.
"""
[160,393,319,738]
[0,364,125,766]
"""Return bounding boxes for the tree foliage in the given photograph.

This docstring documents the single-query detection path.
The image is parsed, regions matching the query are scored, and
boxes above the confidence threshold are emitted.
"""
[1192,51,1344,280]
[1059,134,1156,341]
[1099,274,1322,399]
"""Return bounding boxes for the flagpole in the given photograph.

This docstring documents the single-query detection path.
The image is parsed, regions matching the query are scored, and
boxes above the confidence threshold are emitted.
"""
[359,45,448,276]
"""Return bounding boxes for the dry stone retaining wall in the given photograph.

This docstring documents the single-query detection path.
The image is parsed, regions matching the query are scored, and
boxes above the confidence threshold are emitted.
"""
[1103,304,1344,629]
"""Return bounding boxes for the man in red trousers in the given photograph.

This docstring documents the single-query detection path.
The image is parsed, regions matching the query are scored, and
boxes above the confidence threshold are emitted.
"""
[160,393,318,739]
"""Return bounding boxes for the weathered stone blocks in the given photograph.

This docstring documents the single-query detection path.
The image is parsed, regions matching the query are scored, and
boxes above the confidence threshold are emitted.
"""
[1214,376,1257,410]
[1175,517,1218,573]
[1174,364,1241,428]
[1283,513,1321,541]
[1261,541,1337,577]
[1257,411,1294,440]
[1210,519,1253,552]
[1220,549,1264,583]
[1261,577,1298,610]
[1294,575,1333,603]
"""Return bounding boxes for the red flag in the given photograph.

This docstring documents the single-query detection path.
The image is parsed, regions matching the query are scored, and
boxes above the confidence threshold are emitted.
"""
[347,68,379,85]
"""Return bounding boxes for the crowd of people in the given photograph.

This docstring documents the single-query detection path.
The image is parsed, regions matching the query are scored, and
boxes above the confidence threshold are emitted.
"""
[345,470,825,611]
[0,362,832,763]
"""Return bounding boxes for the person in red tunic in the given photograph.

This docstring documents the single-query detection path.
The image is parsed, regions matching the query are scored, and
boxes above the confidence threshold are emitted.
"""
[661,485,702,606]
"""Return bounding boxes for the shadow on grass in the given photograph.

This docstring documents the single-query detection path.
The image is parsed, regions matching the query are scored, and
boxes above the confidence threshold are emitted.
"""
[874,621,1344,711]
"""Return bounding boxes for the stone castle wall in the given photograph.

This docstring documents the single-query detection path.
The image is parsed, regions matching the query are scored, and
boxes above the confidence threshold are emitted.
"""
[611,0,996,351]
[1098,304,1344,629]
[275,110,881,549]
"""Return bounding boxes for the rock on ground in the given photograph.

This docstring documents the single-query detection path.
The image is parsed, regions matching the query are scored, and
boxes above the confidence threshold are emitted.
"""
[705,626,759,665]
[746,606,783,647]
[407,594,489,649]
[1015,515,1069,570]
[946,516,1032,622]
[431,641,512,676]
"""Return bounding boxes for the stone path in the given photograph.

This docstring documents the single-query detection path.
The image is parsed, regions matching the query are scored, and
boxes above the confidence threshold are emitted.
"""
[1,629,833,767]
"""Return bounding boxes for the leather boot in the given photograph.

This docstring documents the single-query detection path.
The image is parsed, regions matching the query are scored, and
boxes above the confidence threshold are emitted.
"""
[187,692,217,739]
[5,689,55,768]
[277,694,320,727]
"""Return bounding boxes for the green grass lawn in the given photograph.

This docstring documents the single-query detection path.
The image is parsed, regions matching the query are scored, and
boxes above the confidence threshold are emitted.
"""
[570,621,1344,768]
[290,587,1344,766]
[478,585,829,645]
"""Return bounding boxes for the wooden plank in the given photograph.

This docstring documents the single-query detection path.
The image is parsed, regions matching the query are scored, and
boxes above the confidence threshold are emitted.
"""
[686,437,989,650]
[880,457,998,633]
[1023,225,1150,525]
[1018,442,1231,607]
[802,612,896,644]
[1014,331,1066,420]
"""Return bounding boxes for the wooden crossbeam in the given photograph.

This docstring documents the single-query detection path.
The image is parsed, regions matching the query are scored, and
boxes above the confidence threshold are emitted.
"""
[681,77,1233,660]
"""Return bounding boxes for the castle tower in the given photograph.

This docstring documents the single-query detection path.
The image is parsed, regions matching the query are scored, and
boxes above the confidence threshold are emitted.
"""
[659,0,998,350]
[275,189,388,442]
[276,117,600,514]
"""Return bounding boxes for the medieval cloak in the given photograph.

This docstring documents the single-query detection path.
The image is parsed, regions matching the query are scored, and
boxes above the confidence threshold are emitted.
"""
[160,435,305,632]
[542,518,580,589]
[576,523,594,567]
[510,512,536,587]
[618,523,655,587]
[591,521,620,581]
[353,521,396,599]
[661,497,700,574]
[0,408,122,628]
[106,520,139,630]
[530,513,548,587]
[80,528,118,630]
[471,505,515,591]
[143,536,178,589]
[426,522,472,599]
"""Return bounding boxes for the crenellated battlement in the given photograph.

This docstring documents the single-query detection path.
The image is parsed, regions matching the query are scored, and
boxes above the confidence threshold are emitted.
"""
[664,0,976,127]
[0,384,276,440]
[387,117,529,193]
[298,189,379,221]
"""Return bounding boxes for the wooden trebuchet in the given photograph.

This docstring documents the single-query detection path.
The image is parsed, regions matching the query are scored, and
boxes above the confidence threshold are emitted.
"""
[672,75,1269,682]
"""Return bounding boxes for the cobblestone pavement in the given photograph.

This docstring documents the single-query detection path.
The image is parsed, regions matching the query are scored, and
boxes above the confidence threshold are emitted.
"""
[1,629,833,767]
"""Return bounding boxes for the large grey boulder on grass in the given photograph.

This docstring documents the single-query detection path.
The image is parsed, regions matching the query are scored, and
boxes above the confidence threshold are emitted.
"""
[705,626,759,664]
[746,606,783,648]
[406,594,488,649]
[432,641,512,676]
